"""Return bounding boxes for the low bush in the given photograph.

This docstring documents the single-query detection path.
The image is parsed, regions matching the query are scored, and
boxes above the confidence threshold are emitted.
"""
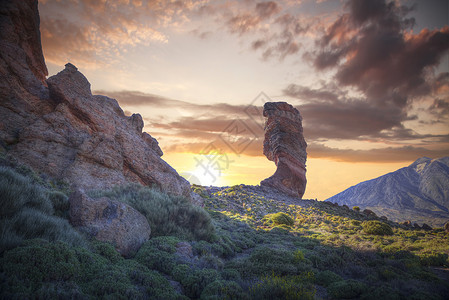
[264,212,295,227]
[316,270,343,287]
[0,239,183,299]
[250,273,316,300]
[0,166,86,252]
[174,266,221,299]
[90,184,215,241]
[327,280,367,299]
[200,280,246,300]
[134,237,179,274]
[360,285,401,300]
[362,221,393,236]
[227,246,300,278]
[418,252,449,267]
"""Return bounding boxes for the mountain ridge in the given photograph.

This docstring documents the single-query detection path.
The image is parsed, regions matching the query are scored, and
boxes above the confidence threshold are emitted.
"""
[325,157,449,227]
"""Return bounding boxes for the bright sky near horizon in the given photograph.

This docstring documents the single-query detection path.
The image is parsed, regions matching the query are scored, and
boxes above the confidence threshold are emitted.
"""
[39,0,449,200]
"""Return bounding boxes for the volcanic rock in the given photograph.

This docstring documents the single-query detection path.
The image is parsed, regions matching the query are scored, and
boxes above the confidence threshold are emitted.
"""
[402,220,412,227]
[421,223,432,231]
[260,102,307,198]
[69,190,150,257]
[0,0,200,203]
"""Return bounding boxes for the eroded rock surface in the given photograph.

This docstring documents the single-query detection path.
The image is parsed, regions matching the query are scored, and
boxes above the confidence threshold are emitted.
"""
[260,102,307,198]
[0,0,199,203]
[69,190,150,257]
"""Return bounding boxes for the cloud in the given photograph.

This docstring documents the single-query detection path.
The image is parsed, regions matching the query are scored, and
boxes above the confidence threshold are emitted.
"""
[282,0,449,150]
[97,90,253,118]
[308,143,449,163]
[309,0,449,108]
[256,1,280,19]
[97,89,448,162]
[39,0,205,67]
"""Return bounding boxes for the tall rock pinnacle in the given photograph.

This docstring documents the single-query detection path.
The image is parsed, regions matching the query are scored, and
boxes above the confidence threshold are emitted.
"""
[260,102,307,198]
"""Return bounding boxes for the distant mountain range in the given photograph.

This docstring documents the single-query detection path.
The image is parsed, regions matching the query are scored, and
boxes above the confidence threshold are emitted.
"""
[325,157,449,227]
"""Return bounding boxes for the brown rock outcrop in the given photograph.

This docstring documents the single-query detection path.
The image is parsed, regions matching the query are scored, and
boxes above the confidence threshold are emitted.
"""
[69,190,150,257]
[421,223,432,231]
[0,0,199,203]
[260,102,307,198]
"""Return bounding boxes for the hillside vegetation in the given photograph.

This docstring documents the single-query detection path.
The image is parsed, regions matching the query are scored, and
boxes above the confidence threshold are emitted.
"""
[1,160,448,299]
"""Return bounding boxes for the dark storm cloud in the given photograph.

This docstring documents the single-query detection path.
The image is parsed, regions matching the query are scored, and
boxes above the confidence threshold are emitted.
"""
[310,0,449,107]
[256,1,280,19]
[284,83,449,142]
[287,0,449,148]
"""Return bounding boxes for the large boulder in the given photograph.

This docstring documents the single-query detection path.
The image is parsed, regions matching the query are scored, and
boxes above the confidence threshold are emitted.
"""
[69,190,150,257]
[260,102,307,198]
[0,0,200,204]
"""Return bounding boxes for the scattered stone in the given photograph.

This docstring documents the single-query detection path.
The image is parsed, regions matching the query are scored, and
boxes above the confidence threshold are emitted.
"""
[260,102,307,198]
[402,220,412,227]
[69,190,150,257]
[363,209,376,217]
[421,223,432,230]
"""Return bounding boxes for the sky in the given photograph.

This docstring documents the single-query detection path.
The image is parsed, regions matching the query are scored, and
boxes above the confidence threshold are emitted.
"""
[38,0,449,200]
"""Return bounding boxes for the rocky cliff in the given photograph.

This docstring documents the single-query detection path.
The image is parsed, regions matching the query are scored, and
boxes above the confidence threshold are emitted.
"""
[0,0,200,204]
[260,102,307,198]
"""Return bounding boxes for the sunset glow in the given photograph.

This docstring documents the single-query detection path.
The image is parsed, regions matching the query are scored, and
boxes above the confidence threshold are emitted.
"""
[39,0,449,200]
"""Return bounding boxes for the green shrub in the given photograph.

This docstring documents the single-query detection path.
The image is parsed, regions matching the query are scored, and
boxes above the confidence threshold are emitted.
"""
[200,280,246,300]
[377,266,400,281]
[353,206,360,212]
[264,212,295,227]
[0,238,182,299]
[90,184,215,241]
[362,221,393,236]
[221,269,241,281]
[175,267,221,299]
[0,166,54,218]
[351,220,361,226]
[418,252,449,266]
[227,247,299,278]
[360,286,401,300]
[1,239,81,285]
[293,250,305,263]
[134,237,178,274]
[90,240,122,264]
[250,273,316,300]
[34,281,86,299]
[327,280,367,299]
[47,190,70,218]
[0,166,86,252]
[316,270,343,287]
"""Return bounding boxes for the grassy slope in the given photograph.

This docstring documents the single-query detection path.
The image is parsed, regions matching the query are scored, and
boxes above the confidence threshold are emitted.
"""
[1,159,448,299]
